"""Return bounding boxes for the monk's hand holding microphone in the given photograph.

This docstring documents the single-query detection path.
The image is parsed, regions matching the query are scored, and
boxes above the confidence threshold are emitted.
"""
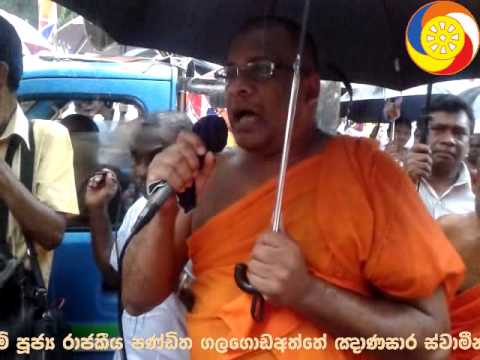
[247,231,313,308]
[146,131,216,219]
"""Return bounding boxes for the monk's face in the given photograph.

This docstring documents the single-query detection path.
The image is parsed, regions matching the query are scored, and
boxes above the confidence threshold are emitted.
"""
[225,26,319,155]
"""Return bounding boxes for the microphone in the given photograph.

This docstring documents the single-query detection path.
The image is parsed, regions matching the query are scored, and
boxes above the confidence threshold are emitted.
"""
[129,115,228,237]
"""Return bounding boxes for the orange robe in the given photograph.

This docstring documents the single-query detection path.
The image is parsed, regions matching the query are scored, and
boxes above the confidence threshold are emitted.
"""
[450,285,480,359]
[187,136,465,359]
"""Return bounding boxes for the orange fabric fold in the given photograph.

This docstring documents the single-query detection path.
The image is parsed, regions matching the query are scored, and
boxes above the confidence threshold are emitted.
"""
[187,136,465,359]
[450,285,480,359]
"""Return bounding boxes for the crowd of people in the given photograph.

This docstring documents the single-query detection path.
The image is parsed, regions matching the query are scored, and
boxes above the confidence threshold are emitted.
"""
[1,11,480,360]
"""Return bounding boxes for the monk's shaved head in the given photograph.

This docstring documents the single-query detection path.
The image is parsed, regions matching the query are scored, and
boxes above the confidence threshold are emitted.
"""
[232,16,319,74]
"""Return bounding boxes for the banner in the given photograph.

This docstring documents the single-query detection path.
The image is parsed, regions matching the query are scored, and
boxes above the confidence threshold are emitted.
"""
[38,0,57,40]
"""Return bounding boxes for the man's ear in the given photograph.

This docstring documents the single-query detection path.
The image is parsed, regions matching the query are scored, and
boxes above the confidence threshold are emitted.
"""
[0,62,9,90]
[302,72,320,106]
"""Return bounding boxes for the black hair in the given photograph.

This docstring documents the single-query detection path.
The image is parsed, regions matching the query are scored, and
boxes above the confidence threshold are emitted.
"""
[387,116,412,135]
[60,114,99,133]
[234,16,319,72]
[0,16,23,92]
[427,94,475,134]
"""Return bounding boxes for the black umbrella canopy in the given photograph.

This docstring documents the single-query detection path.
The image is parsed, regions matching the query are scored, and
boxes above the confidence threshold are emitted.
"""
[340,94,446,123]
[54,0,480,90]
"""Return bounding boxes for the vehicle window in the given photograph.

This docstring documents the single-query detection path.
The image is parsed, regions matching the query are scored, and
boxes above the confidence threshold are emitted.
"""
[21,98,142,229]
[20,100,36,114]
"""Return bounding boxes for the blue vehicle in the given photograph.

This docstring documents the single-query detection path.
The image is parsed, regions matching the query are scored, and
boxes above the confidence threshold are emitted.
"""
[17,55,179,359]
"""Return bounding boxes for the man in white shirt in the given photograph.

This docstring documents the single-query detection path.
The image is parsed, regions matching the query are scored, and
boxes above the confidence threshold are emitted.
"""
[85,113,192,360]
[406,95,475,219]
[110,194,189,360]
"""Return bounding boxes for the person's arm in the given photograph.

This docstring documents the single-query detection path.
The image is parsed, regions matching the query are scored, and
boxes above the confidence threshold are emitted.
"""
[297,277,448,360]
[9,120,79,250]
[85,169,120,288]
[89,206,119,288]
[122,205,191,315]
[122,131,215,315]
[0,159,65,250]
[248,232,450,360]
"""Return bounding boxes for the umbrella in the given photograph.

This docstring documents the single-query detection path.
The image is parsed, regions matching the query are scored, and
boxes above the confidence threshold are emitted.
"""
[54,0,480,323]
[340,83,452,123]
[55,15,136,55]
[55,16,166,57]
[55,16,95,54]
[459,85,480,131]
[0,9,53,55]
[54,0,480,90]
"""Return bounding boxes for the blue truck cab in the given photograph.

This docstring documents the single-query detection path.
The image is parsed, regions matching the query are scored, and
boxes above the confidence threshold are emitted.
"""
[17,55,178,359]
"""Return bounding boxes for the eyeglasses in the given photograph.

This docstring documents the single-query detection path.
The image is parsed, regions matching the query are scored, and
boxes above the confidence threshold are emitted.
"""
[214,60,293,82]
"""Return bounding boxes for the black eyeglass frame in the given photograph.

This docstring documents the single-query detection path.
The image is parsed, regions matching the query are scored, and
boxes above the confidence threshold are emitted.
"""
[214,60,294,82]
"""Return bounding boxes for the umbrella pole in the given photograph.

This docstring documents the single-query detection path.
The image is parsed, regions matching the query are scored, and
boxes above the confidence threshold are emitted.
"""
[272,57,302,229]
[390,121,395,144]
[416,83,433,192]
[425,83,433,111]
[272,0,311,231]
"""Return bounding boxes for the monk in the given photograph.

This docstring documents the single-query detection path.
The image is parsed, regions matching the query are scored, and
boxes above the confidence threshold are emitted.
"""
[122,17,464,359]
[438,163,480,360]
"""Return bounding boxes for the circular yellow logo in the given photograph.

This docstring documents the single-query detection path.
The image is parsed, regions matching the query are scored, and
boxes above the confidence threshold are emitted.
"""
[406,1,479,75]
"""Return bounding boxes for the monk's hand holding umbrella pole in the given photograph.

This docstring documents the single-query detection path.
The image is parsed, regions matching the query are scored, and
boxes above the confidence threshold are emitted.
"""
[242,230,313,305]
[234,0,311,322]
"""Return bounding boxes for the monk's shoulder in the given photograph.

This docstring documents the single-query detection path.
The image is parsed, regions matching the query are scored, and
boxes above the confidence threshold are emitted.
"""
[332,134,380,152]
[330,135,399,183]
[331,135,383,164]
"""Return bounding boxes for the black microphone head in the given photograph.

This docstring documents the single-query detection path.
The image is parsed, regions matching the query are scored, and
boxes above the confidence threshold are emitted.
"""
[192,115,228,153]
